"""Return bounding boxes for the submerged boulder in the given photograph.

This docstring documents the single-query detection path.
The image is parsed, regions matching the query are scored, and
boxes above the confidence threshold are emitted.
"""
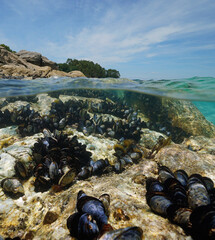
[124,91,215,142]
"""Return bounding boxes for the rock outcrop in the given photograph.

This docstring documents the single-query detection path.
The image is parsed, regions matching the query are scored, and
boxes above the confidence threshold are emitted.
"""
[0,46,85,79]
[16,50,58,69]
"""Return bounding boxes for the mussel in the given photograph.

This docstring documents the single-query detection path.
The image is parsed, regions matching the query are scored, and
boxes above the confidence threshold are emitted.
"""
[146,178,173,217]
[76,190,108,229]
[174,169,188,188]
[67,212,99,240]
[187,174,210,209]
[99,226,143,240]
[190,205,215,240]
[1,178,24,196]
[158,166,175,183]
[67,190,111,239]
[14,161,29,179]
[164,178,188,207]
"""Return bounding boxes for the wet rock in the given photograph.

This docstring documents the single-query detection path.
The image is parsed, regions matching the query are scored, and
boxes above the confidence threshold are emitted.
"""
[140,129,168,149]
[161,98,215,139]
[43,211,59,225]
[124,92,215,142]
[0,153,16,180]
[132,174,146,185]
[183,135,215,155]
[155,144,215,182]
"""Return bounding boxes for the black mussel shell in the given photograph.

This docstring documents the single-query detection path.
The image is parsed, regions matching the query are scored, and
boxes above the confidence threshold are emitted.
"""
[67,212,99,240]
[146,177,165,193]
[92,159,109,175]
[78,213,99,240]
[14,161,28,179]
[99,194,110,217]
[77,190,108,229]
[164,178,188,207]
[158,166,175,183]
[188,174,206,187]
[190,205,215,240]
[174,169,188,188]
[187,175,211,210]
[167,204,192,230]
[203,177,214,192]
[147,195,173,217]
[78,166,93,180]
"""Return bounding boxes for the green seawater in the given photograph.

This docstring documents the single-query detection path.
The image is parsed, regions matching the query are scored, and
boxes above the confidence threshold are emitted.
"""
[0,76,214,124]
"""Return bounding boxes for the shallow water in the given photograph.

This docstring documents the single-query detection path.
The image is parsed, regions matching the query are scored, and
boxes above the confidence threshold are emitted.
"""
[1,76,214,123]
[0,76,214,239]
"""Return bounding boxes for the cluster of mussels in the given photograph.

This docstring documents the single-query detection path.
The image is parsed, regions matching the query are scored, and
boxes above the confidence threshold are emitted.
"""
[67,190,143,240]
[0,96,145,141]
[113,139,143,172]
[146,166,215,240]
[1,128,143,195]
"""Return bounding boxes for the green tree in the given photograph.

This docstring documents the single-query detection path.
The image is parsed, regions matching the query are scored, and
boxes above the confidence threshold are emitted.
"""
[0,44,16,53]
[58,58,120,78]
[106,69,120,78]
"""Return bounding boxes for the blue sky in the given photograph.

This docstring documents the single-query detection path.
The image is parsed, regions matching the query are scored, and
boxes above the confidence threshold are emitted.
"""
[1,0,215,79]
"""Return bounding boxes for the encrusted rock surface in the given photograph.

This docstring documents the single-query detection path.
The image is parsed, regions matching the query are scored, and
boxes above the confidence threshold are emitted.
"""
[0,94,214,239]
[124,92,215,142]
[161,98,215,138]
[0,123,214,239]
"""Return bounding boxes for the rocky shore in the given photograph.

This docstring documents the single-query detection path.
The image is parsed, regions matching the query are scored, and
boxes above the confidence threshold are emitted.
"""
[0,92,214,239]
[0,46,85,79]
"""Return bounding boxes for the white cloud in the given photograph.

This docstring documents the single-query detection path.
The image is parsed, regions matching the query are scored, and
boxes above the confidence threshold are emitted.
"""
[39,0,215,64]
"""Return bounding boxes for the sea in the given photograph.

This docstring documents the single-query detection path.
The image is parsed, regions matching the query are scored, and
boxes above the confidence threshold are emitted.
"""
[0,76,214,124]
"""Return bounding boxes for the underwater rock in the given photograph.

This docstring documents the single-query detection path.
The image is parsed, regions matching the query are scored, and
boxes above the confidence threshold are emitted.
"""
[140,128,169,149]
[155,143,215,181]
[0,153,16,180]
[124,92,215,142]
[160,98,215,139]
[183,135,215,155]
[43,211,59,225]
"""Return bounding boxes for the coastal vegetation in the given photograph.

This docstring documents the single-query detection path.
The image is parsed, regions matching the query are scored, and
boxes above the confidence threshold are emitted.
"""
[0,43,120,78]
[58,59,120,78]
[0,44,16,53]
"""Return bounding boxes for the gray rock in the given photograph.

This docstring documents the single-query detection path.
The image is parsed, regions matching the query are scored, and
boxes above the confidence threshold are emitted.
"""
[16,50,42,66]
[0,153,16,180]
[17,50,58,69]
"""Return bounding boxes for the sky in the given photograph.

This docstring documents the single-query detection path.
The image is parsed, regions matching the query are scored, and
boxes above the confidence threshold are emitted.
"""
[1,0,215,79]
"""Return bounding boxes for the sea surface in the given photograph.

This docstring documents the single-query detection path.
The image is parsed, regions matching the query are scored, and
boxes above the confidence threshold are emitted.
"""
[0,76,214,124]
